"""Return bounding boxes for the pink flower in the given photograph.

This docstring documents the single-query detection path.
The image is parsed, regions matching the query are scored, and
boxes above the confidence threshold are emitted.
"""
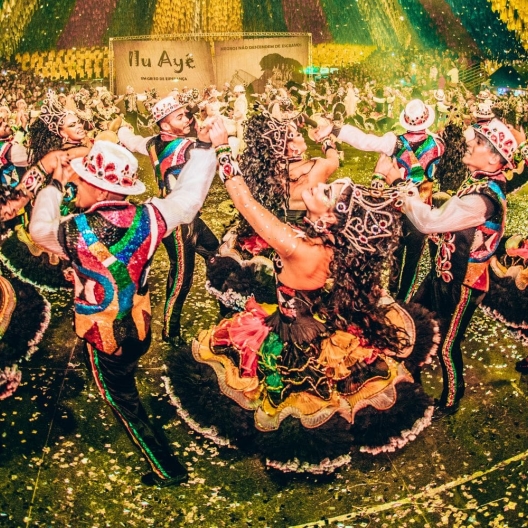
[240,234,270,256]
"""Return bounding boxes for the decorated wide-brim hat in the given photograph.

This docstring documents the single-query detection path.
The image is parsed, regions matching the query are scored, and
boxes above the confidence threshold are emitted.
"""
[471,118,518,169]
[433,89,445,101]
[473,103,495,120]
[399,99,436,131]
[70,140,146,196]
[151,95,186,123]
[478,89,492,101]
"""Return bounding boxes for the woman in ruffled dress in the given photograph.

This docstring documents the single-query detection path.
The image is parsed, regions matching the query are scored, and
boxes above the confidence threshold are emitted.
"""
[0,90,91,288]
[0,183,51,400]
[206,108,339,310]
[166,119,439,472]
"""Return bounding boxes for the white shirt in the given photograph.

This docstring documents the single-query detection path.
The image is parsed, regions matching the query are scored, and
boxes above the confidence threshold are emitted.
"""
[402,185,490,234]
[29,149,216,258]
[337,125,397,156]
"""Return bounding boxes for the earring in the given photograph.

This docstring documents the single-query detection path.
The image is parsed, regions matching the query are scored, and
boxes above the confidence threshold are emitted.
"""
[305,217,329,234]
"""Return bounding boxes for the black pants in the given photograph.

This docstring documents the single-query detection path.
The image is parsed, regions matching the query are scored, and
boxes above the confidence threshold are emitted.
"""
[162,215,219,339]
[389,217,427,302]
[83,331,186,479]
[412,274,485,407]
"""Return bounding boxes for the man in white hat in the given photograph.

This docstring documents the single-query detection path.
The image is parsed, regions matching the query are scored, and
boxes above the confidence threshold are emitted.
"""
[313,98,445,301]
[473,102,495,124]
[29,130,222,487]
[118,95,219,346]
[379,118,517,420]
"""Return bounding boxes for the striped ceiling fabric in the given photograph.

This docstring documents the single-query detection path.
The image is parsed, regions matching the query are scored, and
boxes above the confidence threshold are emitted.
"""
[445,0,526,59]
[242,0,288,33]
[417,0,480,55]
[0,0,526,60]
[57,0,118,49]
[281,0,332,44]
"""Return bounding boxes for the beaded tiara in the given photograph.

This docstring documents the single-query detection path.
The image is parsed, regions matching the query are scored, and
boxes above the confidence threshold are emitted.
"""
[38,90,73,136]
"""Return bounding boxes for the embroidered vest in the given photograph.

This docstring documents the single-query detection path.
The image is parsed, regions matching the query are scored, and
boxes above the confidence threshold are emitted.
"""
[431,170,507,291]
[61,201,167,353]
[147,136,194,196]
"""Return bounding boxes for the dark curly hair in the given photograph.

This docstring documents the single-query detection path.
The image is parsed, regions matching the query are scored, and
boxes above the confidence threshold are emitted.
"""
[436,123,471,194]
[313,182,409,353]
[27,118,62,165]
[236,109,293,241]
[0,185,28,233]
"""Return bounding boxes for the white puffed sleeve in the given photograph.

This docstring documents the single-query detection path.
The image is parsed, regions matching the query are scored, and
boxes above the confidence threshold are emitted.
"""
[117,127,152,156]
[28,186,69,258]
[151,148,216,233]
[402,187,491,234]
[337,125,397,156]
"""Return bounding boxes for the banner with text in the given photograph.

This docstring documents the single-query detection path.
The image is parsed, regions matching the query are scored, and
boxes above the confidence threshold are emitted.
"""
[111,39,215,96]
[214,36,309,94]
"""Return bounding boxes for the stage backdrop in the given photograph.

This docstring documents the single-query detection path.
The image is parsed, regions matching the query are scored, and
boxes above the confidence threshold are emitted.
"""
[215,35,310,94]
[110,37,215,97]
[110,34,311,96]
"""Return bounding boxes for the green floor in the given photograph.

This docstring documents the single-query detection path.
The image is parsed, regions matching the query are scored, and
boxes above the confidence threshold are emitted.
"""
[1,146,528,527]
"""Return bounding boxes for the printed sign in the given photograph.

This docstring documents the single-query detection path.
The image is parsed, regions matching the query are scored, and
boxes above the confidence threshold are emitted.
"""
[215,36,310,94]
[111,39,215,96]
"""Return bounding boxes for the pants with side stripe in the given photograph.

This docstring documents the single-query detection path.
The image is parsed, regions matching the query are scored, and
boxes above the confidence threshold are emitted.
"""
[412,273,485,407]
[389,217,427,303]
[162,215,219,339]
[83,332,186,479]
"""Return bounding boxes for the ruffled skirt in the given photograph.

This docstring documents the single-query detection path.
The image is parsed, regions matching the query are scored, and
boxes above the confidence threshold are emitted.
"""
[165,297,439,472]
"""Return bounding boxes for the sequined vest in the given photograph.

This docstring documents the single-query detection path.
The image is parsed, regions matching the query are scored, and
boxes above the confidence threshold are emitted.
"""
[147,136,194,196]
[431,170,507,291]
[394,133,444,204]
[61,201,167,353]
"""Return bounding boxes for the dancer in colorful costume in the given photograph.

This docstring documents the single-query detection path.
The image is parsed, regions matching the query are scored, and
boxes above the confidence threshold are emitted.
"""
[0,117,28,188]
[118,94,219,345]
[167,120,439,472]
[313,99,445,302]
[481,131,528,374]
[29,128,221,487]
[206,109,339,311]
[0,186,51,400]
[0,91,90,289]
[381,118,516,419]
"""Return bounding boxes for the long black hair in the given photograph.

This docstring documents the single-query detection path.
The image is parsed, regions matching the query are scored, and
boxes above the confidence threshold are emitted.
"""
[27,118,62,165]
[314,182,409,353]
[436,122,470,194]
[236,109,291,241]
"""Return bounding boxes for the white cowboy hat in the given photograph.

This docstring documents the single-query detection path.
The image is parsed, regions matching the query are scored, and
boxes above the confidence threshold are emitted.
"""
[433,89,445,101]
[473,102,495,120]
[151,95,186,123]
[70,141,146,196]
[470,118,518,169]
[399,99,436,131]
